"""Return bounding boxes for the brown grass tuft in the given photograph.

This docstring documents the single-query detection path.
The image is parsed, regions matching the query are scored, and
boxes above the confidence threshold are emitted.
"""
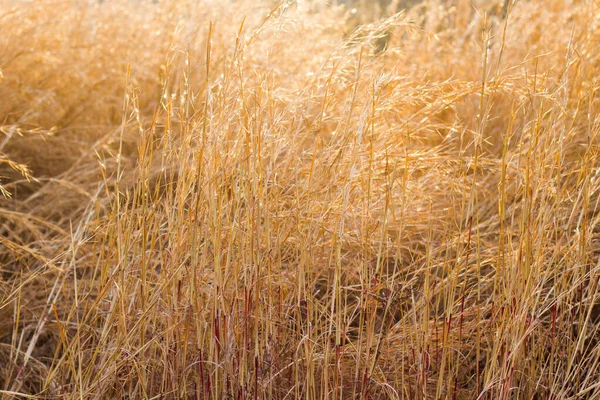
[2,0,600,398]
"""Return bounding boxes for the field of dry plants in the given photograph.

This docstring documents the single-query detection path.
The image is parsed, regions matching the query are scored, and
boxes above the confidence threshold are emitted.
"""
[1,0,600,398]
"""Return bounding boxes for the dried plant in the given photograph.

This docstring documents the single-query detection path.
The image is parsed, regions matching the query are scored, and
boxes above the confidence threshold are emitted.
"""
[1,0,600,398]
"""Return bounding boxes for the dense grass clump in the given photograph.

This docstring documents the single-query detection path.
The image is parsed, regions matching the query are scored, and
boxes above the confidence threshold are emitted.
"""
[1,0,600,398]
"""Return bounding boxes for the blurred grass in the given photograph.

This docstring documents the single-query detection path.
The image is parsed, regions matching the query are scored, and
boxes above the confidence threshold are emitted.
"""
[1,0,600,398]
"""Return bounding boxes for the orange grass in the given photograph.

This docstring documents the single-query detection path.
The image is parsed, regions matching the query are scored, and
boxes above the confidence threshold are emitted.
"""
[1,0,600,398]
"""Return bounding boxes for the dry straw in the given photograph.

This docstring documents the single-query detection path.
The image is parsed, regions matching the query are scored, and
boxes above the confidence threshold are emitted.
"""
[1,0,600,398]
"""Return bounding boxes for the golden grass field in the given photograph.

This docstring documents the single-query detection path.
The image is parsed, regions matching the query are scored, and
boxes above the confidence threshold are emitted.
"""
[1,0,600,398]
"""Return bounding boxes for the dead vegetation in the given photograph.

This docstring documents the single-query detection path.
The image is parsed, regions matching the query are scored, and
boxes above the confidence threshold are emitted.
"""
[1,0,600,398]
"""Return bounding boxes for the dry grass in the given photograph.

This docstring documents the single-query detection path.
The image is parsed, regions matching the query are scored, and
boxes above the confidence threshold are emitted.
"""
[1,0,600,398]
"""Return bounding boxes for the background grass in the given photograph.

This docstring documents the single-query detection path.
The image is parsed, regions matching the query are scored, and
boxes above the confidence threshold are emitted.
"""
[1,0,600,398]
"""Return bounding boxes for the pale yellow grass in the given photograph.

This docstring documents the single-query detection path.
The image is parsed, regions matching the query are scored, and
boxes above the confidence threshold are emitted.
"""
[1,0,600,398]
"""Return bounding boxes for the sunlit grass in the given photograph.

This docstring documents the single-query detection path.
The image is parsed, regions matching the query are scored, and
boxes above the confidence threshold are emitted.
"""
[1,0,600,398]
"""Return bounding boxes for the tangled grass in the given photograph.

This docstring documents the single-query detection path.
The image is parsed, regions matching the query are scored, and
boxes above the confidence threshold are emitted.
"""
[1,0,600,398]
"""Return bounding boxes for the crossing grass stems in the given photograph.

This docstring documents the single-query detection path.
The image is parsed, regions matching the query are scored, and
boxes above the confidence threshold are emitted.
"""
[1,0,600,398]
